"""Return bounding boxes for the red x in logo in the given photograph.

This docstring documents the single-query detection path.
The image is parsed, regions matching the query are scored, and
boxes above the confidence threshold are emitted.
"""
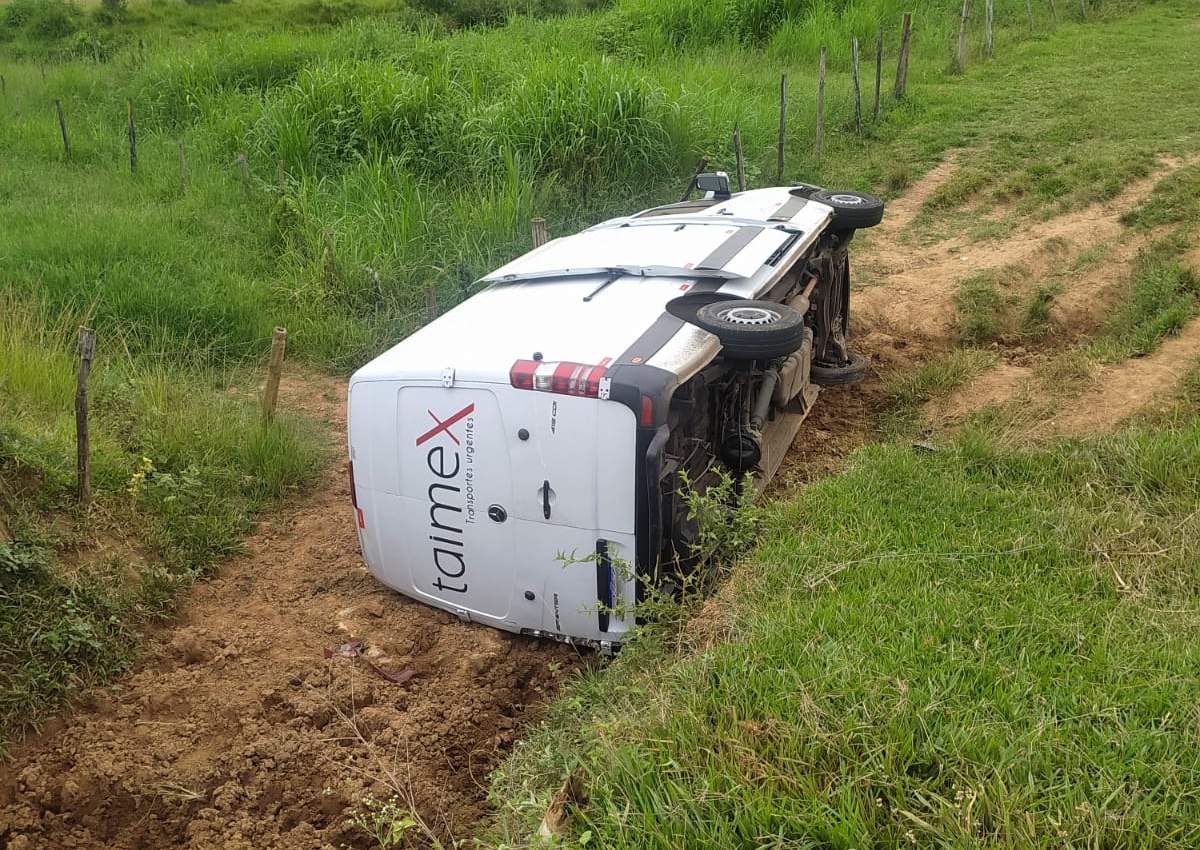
[415,403,475,446]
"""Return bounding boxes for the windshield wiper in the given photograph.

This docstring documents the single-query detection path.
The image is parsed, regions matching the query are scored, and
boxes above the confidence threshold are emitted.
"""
[583,270,622,302]
[481,265,736,285]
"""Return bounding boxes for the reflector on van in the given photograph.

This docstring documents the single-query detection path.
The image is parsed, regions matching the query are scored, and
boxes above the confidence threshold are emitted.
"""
[510,358,612,397]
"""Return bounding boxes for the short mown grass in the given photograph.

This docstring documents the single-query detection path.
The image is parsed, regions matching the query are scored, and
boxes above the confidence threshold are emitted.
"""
[493,421,1200,848]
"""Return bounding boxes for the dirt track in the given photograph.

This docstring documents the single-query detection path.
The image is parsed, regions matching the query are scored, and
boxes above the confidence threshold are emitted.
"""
[0,376,580,850]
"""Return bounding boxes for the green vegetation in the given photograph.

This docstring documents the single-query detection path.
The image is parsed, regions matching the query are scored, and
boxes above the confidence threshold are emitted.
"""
[0,295,324,744]
[483,3,1200,848]
[1018,282,1061,337]
[2,0,1199,836]
[3,0,1192,369]
[1089,244,1200,361]
[496,422,1200,848]
[953,270,1008,344]
[1086,167,1200,361]
[885,348,996,409]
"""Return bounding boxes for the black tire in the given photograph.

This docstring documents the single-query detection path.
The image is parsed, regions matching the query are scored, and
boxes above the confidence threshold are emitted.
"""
[691,299,806,360]
[811,190,885,230]
[811,351,869,386]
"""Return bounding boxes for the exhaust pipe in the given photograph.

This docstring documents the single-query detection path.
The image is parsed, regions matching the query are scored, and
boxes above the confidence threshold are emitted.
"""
[750,368,780,431]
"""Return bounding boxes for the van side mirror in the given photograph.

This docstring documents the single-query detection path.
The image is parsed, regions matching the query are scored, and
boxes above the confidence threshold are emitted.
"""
[696,171,731,198]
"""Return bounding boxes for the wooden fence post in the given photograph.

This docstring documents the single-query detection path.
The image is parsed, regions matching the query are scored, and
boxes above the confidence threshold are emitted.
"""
[1078,0,1085,19]
[126,100,137,174]
[76,327,95,504]
[851,37,862,134]
[985,0,994,58]
[776,73,788,182]
[894,13,913,99]
[815,48,826,165]
[531,217,548,247]
[1048,0,1057,24]
[679,157,709,201]
[956,0,972,73]
[236,151,250,195]
[733,124,746,191]
[177,138,188,191]
[54,99,71,161]
[873,31,883,120]
[262,327,287,423]
[424,286,439,322]
[1025,0,1034,28]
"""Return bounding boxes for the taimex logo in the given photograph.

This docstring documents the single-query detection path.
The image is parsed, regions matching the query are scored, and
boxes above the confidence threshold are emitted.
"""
[419,403,474,596]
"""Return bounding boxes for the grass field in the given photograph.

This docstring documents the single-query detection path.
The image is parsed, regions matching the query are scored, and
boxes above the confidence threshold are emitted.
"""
[5,0,1135,742]
[3,0,1200,844]
[495,418,1200,848]
[484,3,1200,848]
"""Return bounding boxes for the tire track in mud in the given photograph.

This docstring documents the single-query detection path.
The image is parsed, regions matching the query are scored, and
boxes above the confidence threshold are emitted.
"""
[854,156,1197,342]
[0,373,580,850]
[846,151,1200,438]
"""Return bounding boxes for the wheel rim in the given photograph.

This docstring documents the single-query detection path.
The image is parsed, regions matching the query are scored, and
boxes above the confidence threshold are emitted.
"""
[717,306,780,326]
[828,193,865,205]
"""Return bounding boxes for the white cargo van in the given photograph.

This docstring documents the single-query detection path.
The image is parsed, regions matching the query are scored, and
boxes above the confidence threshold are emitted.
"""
[348,175,883,649]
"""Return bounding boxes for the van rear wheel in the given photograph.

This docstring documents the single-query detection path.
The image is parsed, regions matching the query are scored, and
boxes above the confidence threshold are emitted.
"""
[811,351,868,385]
[691,299,806,360]
[811,190,885,230]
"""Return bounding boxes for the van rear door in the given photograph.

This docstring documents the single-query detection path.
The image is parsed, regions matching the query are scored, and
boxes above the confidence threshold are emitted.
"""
[351,378,637,642]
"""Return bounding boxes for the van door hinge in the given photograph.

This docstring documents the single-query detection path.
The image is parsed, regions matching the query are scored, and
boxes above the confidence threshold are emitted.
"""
[598,377,612,400]
[441,367,455,387]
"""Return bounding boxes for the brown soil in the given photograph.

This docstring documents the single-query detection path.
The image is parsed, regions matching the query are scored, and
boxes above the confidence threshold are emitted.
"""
[849,150,1200,436]
[1035,316,1200,435]
[0,372,580,850]
[854,156,1198,342]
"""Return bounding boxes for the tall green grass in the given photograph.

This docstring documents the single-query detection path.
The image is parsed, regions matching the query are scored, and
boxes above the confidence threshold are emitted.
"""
[0,294,325,742]
[3,0,1184,372]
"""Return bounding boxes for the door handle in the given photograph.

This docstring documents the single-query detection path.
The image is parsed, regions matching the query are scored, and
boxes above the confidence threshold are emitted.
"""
[542,479,551,519]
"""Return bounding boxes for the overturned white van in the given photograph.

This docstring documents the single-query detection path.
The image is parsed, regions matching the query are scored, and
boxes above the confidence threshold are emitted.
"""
[348,175,883,649]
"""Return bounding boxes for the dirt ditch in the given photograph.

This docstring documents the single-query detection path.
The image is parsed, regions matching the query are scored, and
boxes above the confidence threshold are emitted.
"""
[0,375,582,850]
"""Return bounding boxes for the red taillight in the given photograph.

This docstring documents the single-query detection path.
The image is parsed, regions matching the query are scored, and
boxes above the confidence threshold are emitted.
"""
[640,394,655,426]
[510,358,611,398]
[510,359,537,390]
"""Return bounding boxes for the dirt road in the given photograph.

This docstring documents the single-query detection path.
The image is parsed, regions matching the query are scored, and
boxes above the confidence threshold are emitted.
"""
[0,375,579,850]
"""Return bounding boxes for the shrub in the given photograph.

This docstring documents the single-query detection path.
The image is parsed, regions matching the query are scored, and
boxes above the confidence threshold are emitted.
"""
[0,0,84,42]
[463,58,685,181]
[252,60,458,177]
